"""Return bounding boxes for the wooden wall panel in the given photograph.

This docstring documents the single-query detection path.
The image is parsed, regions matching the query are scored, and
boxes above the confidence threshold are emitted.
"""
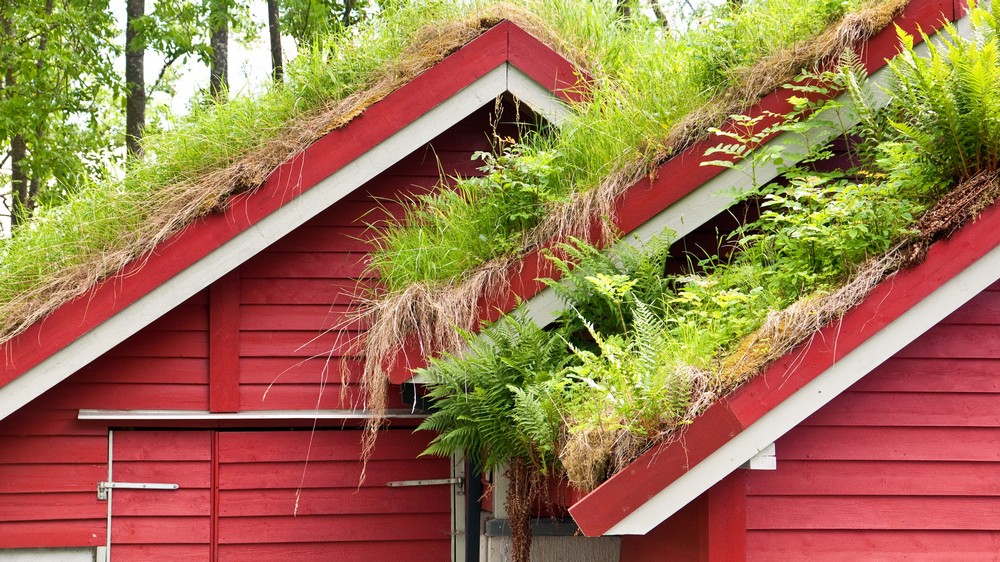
[215,429,452,562]
[236,101,532,409]
[745,285,1000,559]
[109,431,213,560]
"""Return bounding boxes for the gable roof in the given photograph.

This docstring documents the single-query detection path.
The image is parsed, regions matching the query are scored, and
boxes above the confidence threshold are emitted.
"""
[565,2,987,537]
[0,20,583,421]
[384,0,968,361]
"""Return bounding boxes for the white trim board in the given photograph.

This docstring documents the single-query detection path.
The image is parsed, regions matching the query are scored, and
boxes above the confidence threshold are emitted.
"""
[78,409,429,421]
[605,221,1000,536]
[0,62,570,421]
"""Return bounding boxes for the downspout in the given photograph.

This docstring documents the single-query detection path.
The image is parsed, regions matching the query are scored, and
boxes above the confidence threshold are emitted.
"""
[466,458,482,562]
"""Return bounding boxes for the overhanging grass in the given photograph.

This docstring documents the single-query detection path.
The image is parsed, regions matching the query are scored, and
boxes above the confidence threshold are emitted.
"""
[0,1,551,342]
[369,0,893,293]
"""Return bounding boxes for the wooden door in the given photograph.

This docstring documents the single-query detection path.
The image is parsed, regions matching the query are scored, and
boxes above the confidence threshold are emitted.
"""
[108,430,212,561]
[107,429,452,561]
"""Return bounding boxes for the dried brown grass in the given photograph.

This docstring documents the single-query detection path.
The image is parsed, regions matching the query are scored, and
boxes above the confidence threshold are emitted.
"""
[665,0,909,153]
[559,364,717,492]
[358,258,514,465]
[0,4,581,353]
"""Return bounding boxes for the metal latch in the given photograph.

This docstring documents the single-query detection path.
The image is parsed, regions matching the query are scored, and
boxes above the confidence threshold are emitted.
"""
[98,481,179,501]
[386,477,464,488]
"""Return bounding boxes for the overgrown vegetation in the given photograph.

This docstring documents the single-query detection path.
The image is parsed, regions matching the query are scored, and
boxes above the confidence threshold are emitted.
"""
[361,4,914,503]
[414,2,1000,551]
[370,0,876,291]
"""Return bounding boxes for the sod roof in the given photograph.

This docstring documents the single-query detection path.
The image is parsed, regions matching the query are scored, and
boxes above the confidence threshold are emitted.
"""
[2,0,992,536]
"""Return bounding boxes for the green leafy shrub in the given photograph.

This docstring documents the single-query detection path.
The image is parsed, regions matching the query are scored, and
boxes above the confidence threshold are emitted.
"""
[865,6,1000,196]
[418,313,569,474]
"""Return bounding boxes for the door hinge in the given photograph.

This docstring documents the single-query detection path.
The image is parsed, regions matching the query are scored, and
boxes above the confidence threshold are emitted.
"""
[98,481,179,501]
[387,477,464,488]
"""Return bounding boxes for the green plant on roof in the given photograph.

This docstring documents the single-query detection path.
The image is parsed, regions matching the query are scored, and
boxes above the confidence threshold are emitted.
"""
[360,2,911,471]
[414,5,1000,553]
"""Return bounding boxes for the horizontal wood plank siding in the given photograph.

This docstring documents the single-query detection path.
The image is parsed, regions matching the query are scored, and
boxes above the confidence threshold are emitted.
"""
[215,430,451,562]
[0,292,209,549]
[109,431,213,559]
[236,102,528,411]
[746,284,1000,559]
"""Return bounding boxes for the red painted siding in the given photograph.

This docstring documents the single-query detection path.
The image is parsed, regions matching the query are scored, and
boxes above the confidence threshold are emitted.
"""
[106,429,450,561]
[744,282,1000,560]
[236,102,529,411]
[110,430,213,561]
[0,100,527,552]
[216,430,450,561]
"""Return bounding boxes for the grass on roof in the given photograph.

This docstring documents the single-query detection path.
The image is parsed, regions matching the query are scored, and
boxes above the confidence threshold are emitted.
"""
[416,1,1000,497]
[0,1,545,343]
[358,0,909,464]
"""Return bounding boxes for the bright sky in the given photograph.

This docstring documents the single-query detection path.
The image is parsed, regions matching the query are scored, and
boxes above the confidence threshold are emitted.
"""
[111,0,294,115]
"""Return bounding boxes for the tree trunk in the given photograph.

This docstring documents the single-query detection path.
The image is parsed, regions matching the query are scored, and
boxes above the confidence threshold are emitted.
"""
[266,0,282,83]
[615,0,632,19]
[9,133,27,229]
[342,0,355,28]
[650,0,671,30]
[209,0,228,102]
[1,10,11,226]
[125,0,145,160]
[505,457,536,562]
[11,0,53,228]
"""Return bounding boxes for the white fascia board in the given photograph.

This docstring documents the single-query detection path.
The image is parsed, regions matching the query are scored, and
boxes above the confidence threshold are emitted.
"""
[0,62,567,421]
[78,409,427,421]
[606,220,1000,536]
[507,65,574,125]
[518,14,970,330]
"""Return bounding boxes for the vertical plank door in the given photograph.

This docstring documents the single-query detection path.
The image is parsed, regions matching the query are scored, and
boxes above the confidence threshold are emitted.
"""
[108,430,213,561]
[215,429,453,561]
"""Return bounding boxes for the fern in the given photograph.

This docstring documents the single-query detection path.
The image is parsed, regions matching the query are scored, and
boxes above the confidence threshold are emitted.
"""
[417,313,567,475]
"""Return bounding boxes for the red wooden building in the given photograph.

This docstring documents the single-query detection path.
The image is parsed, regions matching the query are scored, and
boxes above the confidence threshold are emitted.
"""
[1,1,993,561]
[558,1,1000,560]
[0,21,580,562]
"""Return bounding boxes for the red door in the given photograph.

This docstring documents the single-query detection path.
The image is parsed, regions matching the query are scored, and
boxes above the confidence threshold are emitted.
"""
[109,430,212,560]
[108,429,452,561]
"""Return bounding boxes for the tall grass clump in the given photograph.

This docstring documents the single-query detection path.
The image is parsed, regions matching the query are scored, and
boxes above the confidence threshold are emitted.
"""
[0,0,545,343]
[370,0,874,293]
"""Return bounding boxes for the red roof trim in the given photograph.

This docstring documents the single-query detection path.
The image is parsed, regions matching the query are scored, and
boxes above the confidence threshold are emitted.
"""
[478,0,957,309]
[570,196,1000,535]
[0,21,583,389]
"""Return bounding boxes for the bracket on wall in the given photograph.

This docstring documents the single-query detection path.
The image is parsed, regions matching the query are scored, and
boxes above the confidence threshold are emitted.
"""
[97,481,179,501]
[740,443,777,471]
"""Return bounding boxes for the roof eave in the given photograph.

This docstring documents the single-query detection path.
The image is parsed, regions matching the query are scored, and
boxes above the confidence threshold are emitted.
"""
[569,4,982,536]
[0,20,583,421]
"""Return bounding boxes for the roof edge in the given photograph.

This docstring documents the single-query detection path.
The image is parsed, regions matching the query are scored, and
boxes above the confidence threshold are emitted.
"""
[0,21,584,420]
[571,176,1000,536]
